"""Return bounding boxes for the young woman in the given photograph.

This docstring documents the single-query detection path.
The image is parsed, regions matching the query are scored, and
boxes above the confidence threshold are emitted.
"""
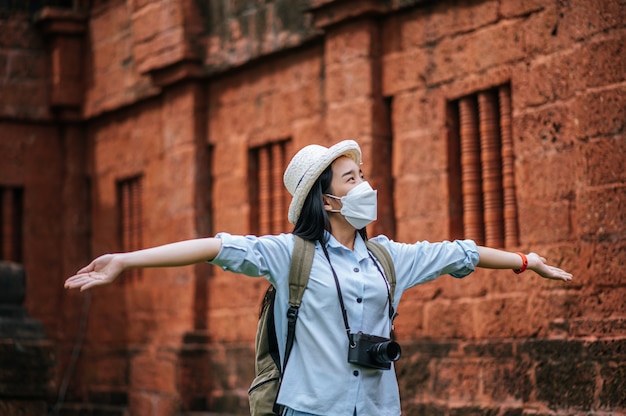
[65,140,572,416]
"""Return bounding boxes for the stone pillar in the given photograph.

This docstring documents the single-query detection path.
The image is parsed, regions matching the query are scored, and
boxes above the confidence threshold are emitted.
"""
[311,0,396,237]
[0,262,55,415]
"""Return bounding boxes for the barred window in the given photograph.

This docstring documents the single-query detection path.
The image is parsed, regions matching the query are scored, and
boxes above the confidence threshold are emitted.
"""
[447,84,519,248]
[249,140,291,235]
[117,176,143,279]
[0,186,23,262]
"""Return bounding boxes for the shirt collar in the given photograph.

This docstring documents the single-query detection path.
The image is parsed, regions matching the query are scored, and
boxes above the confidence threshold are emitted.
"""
[323,231,370,262]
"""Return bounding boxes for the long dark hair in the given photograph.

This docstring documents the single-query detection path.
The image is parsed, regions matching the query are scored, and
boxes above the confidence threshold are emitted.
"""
[293,164,368,243]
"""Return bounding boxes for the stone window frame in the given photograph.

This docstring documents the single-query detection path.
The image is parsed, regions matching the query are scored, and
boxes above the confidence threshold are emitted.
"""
[447,84,519,248]
[248,139,291,235]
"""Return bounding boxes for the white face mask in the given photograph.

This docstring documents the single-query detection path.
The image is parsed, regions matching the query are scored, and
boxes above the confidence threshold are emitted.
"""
[326,181,378,229]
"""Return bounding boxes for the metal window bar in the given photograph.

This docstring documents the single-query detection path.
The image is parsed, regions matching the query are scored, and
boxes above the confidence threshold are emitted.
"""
[459,96,485,245]
[478,90,504,247]
[499,85,519,247]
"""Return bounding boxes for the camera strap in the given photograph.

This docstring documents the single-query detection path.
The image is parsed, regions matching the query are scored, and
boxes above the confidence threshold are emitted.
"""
[321,244,394,344]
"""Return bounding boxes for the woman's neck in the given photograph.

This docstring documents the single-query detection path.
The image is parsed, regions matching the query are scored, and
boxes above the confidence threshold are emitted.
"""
[330,217,357,250]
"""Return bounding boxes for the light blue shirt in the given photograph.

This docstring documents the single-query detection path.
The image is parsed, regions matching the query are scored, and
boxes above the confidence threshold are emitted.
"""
[211,231,479,416]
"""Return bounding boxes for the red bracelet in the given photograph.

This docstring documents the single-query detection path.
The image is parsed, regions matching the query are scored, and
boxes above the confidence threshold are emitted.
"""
[513,252,528,274]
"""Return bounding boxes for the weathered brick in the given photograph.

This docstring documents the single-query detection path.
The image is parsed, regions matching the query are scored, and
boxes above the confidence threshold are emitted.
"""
[516,145,580,200]
[473,295,533,338]
[325,20,377,65]
[432,359,482,402]
[583,136,626,186]
[557,0,626,41]
[423,298,475,338]
[395,355,431,398]
[130,352,177,393]
[577,185,626,239]
[573,87,626,140]
[382,49,429,96]
[325,58,374,103]
[513,104,577,156]
[599,363,626,408]
[535,359,596,409]
[481,359,532,402]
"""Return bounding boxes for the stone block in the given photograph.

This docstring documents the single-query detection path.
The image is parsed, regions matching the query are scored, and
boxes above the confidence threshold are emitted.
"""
[0,400,48,416]
[481,359,532,402]
[599,363,626,408]
[535,358,596,409]
[573,31,626,89]
[517,199,574,245]
[511,104,578,158]
[395,355,431,399]
[514,149,584,202]
[432,359,482,402]
[129,391,178,416]
[473,295,532,338]
[423,298,475,339]
[512,53,576,108]
[573,87,626,140]
[324,20,377,65]
[382,49,429,96]
[499,0,544,18]
[325,98,373,139]
[130,353,176,393]
[521,3,572,56]
[390,89,443,138]
[325,58,374,103]
[569,317,626,338]
[583,136,626,187]
[557,0,626,41]
[577,185,625,239]
[392,174,447,222]
[0,339,55,398]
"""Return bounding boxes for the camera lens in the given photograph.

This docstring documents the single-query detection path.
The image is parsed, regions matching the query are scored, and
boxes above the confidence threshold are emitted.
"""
[370,341,401,364]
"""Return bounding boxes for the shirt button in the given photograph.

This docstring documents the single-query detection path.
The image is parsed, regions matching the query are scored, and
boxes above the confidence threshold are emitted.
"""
[353,267,359,272]
[353,370,359,376]
[356,297,363,303]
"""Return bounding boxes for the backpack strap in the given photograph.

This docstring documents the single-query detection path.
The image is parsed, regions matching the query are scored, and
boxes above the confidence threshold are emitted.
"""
[283,235,315,369]
[364,240,396,305]
[272,235,314,414]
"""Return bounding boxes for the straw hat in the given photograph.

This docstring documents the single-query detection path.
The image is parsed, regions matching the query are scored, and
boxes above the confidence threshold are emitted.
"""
[284,140,362,224]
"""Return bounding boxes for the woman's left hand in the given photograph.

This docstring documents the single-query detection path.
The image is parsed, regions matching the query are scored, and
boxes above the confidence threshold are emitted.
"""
[527,252,573,282]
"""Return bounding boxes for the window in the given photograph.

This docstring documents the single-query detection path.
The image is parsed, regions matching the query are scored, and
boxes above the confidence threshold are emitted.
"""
[117,176,143,279]
[0,186,23,262]
[447,84,519,248]
[249,140,291,235]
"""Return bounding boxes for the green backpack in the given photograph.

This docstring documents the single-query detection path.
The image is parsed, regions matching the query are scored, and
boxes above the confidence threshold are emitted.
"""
[248,235,396,416]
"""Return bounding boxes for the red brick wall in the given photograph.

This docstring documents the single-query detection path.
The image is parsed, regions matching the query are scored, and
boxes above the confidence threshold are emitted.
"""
[0,0,624,415]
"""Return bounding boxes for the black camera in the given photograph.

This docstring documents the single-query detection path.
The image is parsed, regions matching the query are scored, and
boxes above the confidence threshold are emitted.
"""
[347,332,401,370]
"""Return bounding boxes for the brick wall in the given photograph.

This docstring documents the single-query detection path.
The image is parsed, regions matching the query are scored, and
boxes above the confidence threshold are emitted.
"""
[0,0,624,415]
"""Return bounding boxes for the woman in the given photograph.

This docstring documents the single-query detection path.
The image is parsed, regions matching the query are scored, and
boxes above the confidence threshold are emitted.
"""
[65,140,572,416]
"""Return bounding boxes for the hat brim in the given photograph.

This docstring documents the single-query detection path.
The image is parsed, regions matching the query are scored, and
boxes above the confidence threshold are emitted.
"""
[287,140,361,224]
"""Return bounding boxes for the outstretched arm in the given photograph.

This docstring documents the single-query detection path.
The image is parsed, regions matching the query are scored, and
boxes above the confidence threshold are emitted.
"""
[477,246,572,282]
[64,238,222,291]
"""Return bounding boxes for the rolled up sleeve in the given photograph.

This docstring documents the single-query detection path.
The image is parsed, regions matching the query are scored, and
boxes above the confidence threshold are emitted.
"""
[209,232,293,282]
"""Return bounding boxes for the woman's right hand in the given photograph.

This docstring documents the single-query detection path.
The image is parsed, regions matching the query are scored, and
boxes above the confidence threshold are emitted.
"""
[64,253,125,291]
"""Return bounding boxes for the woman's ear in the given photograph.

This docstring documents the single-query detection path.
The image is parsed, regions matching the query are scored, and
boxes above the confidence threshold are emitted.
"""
[322,195,333,210]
